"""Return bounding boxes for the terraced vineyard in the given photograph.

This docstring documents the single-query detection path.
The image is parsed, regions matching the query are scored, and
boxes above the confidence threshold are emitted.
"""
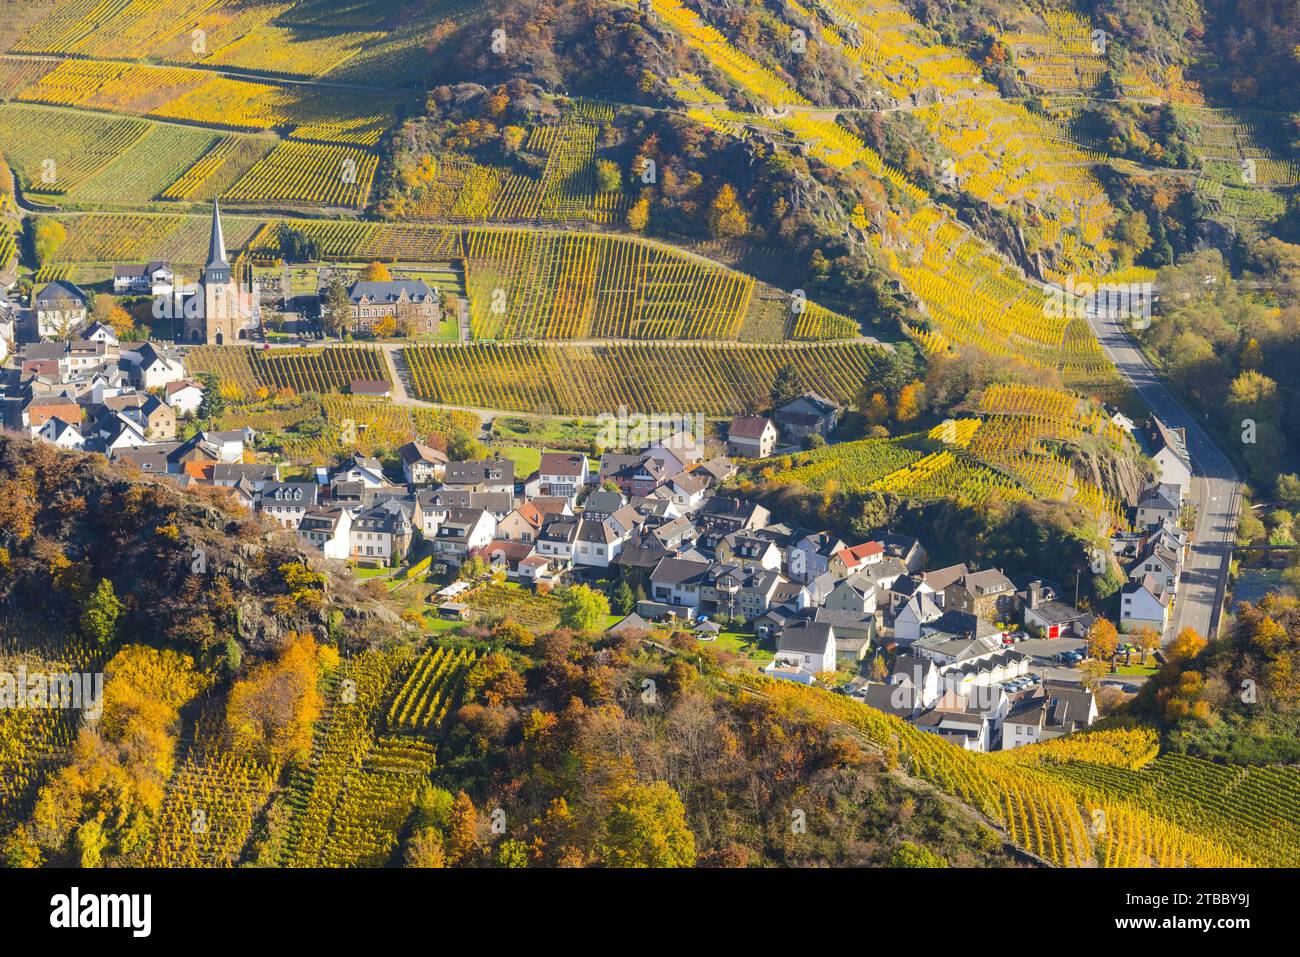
[278,645,476,868]
[148,749,277,867]
[648,1,1122,390]
[400,341,883,415]
[1004,748,1300,867]
[770,436,926,490]
[742,677,1255,867]
[6,0,465,87]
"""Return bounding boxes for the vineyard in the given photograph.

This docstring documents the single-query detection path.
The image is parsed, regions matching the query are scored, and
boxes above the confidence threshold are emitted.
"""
[148,748,277,867]
[407,106,629,227]
[0,102,148,195]
[1002,745,1300,867]
[770,436,926,491]
[277,644,476,867]
[6,0,465,87]
[0,626,102,835]
[463,583,563,632]
[646,1,1123,390]
[740,676,1254,867]
[400,340,883,415]
[755,384,1127,526]
[223,141,378,208]
[185,345,389,399]
[461,227,759,340]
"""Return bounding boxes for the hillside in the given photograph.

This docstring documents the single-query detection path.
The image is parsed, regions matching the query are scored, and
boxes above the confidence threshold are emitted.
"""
[3,0,1300,877]
[1,438,1298,868]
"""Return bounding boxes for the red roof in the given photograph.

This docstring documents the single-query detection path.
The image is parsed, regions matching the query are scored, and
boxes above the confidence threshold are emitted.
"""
[835,541,884,566]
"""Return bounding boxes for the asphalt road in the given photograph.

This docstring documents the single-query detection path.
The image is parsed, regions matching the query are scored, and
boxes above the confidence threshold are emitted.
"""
[1086,310,1242,642]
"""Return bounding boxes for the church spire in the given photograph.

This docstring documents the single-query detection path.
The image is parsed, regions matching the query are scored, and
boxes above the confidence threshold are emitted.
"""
[206,201,229,271]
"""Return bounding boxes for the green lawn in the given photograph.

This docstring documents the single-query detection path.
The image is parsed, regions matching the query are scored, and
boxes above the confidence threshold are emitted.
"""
[496,445,543,476]
[712,630,773,662]
[1112,659,1159,677]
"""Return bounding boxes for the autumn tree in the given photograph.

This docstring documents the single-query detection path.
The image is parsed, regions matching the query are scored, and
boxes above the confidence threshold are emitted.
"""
[224,632,323,766]
[1087,617,1120,664]
[559,583,610,633]
[895,380,924,423]
[447,791,479,865]
[595,159,622,193]
[32,217,66,265]
[1134,626,1161,664]
[627,195,650,232]
[105,305,135,340]
[1168,627,1206,663]
[359,261,392,281]
[599,781,696,867]
[405,828,446,867]
[372,316,398,338]
[708,184,749,239]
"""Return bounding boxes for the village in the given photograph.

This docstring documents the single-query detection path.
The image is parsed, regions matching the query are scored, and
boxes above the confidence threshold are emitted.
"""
[0,208,1202,757]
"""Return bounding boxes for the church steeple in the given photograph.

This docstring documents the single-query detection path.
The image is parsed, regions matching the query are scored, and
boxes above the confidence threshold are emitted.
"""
[206,201,229,271]
[203,201,230,287]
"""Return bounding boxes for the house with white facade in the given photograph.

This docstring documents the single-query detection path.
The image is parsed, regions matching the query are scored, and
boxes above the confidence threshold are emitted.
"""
[764,621,837,684]
[298,507,353,560]
[1120,573,1172,633]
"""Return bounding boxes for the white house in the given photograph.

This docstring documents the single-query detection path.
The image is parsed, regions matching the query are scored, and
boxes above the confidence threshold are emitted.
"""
[535,516,580,561]
[298,507,353,560]
[164,378,205,416]
[1129,542,1180,592]
[1001,681,1099,750]
[538,452,589,501]
[1145,416,1193,499]
[130,342,187,390]
[1135,482,1182,529]
[334,455,388,488]
[257,482,319,529]
[34,280,88,339]
[37,416,84,450]
[727,414,778,458]
[648,557,711,613]
[764,622,837,684]
[1120,574,1172,633]
[574,516,631,568]
[432,508,496,563]
[80,321,121,348]
[894,591,943,643]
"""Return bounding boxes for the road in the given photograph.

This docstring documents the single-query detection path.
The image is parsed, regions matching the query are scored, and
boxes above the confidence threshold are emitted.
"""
[1085,310,1242,642]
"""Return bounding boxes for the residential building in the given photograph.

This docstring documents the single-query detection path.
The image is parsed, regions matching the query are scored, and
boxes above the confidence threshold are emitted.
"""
[398,441,448,485]
[727,414,778,458]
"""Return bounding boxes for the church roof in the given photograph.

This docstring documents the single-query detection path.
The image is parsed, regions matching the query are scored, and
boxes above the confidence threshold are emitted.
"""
[206,202,229,271]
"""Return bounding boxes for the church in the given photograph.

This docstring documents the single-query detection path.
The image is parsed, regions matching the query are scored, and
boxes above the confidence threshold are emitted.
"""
[179,202,260,345]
